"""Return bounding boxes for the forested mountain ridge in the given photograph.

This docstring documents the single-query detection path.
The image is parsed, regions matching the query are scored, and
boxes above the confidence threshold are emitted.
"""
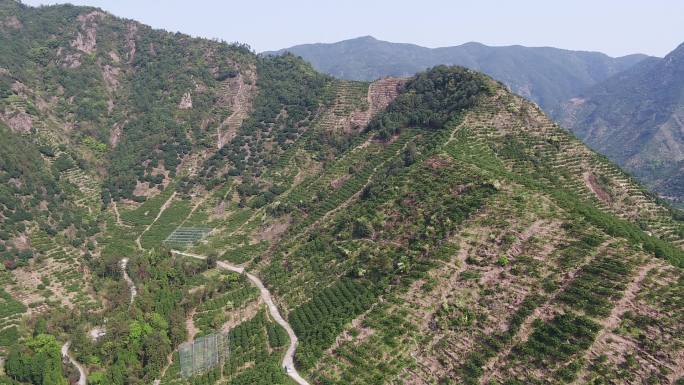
[0,2,683,385]
[265,35,649,114]
[559,41,684,205]
[0,0,260,201]
[0,0,268,274]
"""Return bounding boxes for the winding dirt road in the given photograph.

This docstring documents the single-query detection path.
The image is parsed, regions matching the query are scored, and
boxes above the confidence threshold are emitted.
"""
[171,250,310,385]
[61,341,86,385]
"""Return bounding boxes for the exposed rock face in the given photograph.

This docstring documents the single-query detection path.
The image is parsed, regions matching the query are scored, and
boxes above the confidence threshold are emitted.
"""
[63,53,81,68]
[71,11,104,54]
[72,31,96,54]
[109,122,123,148]
[101,63,120,91]
[2,15,22,30]
[2,111,33,133]
[178,92,193,109]
[109,51,120,63]
[10,82,28,98]
[125,23,138,62]
[12,234,30,251]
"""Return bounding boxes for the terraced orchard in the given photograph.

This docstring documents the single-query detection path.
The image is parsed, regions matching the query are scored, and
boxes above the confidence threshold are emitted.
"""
[1,3,683,385]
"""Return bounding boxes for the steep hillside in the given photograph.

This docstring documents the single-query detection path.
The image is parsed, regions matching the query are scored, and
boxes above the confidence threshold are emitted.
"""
[0,0,263,203]
[266,35,648,113]
[0,3,683,385]
[559,42,684,205]
[253,67,684,385]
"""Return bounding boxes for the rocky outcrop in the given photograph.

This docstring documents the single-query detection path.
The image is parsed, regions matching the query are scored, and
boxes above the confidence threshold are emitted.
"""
[178,92,193,109]
[1,15,22,30]
[71,11,104,54]
[2,111,32,133]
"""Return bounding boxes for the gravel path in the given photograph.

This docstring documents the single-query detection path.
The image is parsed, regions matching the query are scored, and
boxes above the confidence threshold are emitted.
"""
[171,250,311,385]
[61,341,86,385]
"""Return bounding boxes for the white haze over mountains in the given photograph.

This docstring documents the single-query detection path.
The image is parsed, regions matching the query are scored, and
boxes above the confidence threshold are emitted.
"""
[22,0,683,57]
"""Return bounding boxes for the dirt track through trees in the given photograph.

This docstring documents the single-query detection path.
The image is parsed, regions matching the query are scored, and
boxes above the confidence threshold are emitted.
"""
[171,250,311,385]
[61,341,86,385]
[135,191,177,250]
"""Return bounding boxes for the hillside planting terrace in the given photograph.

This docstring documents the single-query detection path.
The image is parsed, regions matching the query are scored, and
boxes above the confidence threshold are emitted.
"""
[0,2,683,385]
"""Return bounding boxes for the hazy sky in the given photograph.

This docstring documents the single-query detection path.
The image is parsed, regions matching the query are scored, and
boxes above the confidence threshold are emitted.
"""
[21,0,684,57]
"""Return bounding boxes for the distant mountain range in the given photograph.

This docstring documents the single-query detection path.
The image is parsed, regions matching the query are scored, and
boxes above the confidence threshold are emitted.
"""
[559,42,684,203]
[265,36,649,114]
[268,36,684,204]
[2,2,684,384]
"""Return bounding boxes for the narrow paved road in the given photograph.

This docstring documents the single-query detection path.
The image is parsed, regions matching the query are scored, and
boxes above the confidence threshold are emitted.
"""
[61,341,86,385]
[171,250,311,385]
[120,258,137,304]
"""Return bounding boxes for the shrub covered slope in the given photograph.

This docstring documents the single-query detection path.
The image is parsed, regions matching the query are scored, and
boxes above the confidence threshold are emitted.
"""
[0,2,683,385]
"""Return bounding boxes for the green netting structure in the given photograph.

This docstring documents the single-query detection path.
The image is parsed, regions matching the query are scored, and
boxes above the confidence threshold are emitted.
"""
[163,227,211,248]
[179,332,229,377]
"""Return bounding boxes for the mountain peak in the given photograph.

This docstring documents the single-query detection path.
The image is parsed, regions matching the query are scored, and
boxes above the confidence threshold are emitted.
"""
[664,41,684,64]
[353,35,378,41]
[268,37,650,112]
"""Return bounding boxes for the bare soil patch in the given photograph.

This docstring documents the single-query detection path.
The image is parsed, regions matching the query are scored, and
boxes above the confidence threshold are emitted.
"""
[584,172,611,204]
[216,64,257,148]
[186,308,199,342]
[220,298,263,332]
[178,92,192,109]
[71,11,104,54]
[2,15,22,30]
[133,181,159,198]
[425,155,453,170]
[330,174,351,189]
[253,216,291,243]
